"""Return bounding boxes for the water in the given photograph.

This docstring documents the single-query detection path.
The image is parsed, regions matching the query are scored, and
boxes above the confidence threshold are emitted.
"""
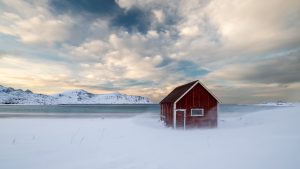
[0,104,159,118]
[0,104,280,118]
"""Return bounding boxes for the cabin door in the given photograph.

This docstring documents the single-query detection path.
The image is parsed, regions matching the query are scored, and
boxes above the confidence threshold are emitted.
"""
[175,109,186,129]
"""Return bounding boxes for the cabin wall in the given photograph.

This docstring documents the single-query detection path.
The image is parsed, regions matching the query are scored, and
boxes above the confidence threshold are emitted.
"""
[176,83,218,128]
[160,103,173,127]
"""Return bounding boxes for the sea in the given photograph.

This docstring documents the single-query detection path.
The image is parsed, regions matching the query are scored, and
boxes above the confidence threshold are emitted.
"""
[0,104,281,118]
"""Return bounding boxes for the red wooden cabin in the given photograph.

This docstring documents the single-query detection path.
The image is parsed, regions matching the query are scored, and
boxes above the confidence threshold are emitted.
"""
[160,80,219,129]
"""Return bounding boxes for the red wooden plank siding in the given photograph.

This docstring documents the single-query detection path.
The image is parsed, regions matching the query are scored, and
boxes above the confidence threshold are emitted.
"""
[161,103,174,127]
[176,83,217,128]
[160,81,218,128]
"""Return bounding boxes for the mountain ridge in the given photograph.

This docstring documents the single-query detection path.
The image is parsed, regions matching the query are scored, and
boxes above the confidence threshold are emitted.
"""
[0,85,153,105]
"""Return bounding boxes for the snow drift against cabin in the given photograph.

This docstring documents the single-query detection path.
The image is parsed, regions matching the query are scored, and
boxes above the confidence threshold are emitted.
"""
[0,85,152,105]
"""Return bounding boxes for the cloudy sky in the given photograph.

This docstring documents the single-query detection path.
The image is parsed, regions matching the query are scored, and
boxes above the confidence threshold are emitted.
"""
[0,0,299,103]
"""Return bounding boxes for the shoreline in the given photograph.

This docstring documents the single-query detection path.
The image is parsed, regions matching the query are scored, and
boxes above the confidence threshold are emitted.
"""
[0,103,158,106]
[0,112,150,119]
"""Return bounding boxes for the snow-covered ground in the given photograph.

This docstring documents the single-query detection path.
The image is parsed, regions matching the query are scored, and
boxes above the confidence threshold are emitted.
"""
[0,105,299,169]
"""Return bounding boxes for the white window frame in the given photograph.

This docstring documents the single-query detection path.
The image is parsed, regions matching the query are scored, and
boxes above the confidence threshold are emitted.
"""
[191,108,204,116]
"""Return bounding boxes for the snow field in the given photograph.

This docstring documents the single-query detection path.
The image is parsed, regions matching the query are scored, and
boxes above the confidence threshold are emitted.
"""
[0,106,300,169]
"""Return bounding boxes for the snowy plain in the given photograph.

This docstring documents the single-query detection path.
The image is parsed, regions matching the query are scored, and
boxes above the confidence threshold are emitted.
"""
[0,105,299,169]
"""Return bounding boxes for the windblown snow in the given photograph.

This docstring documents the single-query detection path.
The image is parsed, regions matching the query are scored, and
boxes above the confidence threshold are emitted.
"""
[0,85,152,104]
[0,105,299,169]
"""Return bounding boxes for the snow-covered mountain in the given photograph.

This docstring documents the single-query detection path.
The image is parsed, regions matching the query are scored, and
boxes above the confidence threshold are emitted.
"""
[0,85,152,105]
[256,101,294,106]
[53,89,152,104]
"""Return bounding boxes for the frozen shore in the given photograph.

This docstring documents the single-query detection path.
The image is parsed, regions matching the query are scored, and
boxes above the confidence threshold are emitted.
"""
[0,105,299,169]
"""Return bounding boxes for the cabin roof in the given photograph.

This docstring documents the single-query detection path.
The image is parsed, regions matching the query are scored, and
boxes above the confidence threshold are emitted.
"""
[160,80,220,104]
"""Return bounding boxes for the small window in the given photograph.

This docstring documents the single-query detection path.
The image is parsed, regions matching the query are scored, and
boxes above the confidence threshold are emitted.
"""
[191,108,204,116]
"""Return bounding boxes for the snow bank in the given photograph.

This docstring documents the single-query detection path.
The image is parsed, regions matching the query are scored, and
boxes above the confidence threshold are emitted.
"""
[0,106,299,169]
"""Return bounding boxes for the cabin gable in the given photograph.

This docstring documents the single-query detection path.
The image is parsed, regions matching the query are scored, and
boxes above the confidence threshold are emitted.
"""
[160,80,219,129]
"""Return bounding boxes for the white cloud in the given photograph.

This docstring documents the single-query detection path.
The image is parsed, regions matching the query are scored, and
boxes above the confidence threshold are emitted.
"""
[0,0,73,45]
[115,0,135,9]
[152,9,165,23]
[1,0,299,103]
[65,30,186,100]
[155,0,300,70]
[67,40,109,60]
[147,30,159,38]
[73,33,165,81]
[67,0,300,102]
[205,0,300,54]
[180,26,200,36]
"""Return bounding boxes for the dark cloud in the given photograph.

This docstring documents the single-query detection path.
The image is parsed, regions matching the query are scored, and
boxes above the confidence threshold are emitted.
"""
[244,52,300,84]
[50,0,120,16]
[83,79,155,91]
[111,8,151,33]
[156,57,173,67]
[171,60,210,78]
[49,0,152,33]
[217,50,300,84]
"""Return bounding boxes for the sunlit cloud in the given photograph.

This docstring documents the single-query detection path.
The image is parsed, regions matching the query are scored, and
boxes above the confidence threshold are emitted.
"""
[0,0,299,103]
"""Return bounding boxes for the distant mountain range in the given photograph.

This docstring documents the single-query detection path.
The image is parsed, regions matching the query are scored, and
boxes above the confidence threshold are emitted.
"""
[0,85,153,105]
